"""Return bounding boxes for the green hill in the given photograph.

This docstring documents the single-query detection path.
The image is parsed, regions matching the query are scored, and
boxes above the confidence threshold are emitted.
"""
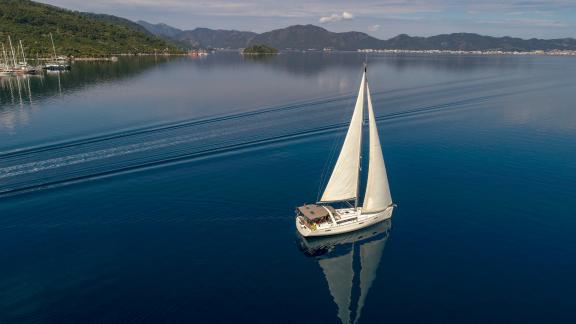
[0,0,181,57]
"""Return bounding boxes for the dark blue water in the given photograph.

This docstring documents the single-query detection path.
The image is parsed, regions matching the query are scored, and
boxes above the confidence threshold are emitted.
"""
[1,53,576,323]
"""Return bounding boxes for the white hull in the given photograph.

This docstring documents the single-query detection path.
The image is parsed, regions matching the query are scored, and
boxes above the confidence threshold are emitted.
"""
[296,207,393,237]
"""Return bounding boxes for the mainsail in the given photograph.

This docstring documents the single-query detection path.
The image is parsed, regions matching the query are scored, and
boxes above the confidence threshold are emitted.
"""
[320,72,366,202]
[362,83,392,212]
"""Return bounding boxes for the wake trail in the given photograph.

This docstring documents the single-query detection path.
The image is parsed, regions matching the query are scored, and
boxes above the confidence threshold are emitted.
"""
[0,74,514,160]
[0,78,564,198]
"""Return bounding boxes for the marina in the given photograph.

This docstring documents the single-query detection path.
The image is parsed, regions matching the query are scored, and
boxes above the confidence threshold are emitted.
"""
[0,33,71,76]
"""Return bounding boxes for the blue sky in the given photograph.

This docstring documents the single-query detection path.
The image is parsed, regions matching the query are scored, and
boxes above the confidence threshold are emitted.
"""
[41,0,576,39]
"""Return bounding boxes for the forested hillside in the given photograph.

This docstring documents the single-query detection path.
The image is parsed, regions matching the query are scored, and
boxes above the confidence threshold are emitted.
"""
[0,0,181,57]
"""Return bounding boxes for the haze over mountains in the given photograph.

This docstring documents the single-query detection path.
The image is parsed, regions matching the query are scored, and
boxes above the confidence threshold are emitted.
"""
[137,21,257,49]
[138,21,576,52]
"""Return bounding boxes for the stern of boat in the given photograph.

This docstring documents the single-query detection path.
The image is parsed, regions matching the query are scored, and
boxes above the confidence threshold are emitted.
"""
[296,216,313,237]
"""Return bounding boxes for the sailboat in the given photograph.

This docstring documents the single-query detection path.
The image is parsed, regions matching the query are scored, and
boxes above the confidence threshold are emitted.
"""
[43,33,71,71]
[16,40,38,74]
[296,66,394,237]
[298,219,392,324]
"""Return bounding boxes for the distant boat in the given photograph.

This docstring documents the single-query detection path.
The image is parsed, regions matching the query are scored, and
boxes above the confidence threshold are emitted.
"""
[298,219,391,324]
[189,49,208,57]
[296,65,395,237]
[43,33,71,71]
[44,62,71,71]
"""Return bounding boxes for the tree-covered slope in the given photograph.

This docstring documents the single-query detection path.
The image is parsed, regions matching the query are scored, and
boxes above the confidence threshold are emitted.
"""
[249,25,383,50]
[82,13,151,34]
[383,33,576,51]
[137,20,183,39]
[0,0,181,57]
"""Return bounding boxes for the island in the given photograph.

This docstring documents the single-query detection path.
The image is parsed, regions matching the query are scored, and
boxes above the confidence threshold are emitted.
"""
[242,44,278,55]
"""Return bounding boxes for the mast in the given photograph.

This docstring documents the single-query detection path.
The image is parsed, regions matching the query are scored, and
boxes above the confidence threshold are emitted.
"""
[19,40,27,66]
[1,43,6,67]
[50,33,57,61]
[8,36,17,67]
[355,64,367,209]
[2,43,10,70]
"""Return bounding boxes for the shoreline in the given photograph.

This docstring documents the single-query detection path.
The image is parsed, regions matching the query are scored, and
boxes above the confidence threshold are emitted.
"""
[29,53,189,61]
[220,48,576,56]
[29,50,576,60]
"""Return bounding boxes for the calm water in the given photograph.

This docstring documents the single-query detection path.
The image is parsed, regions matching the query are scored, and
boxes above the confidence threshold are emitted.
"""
[1,53,576,323]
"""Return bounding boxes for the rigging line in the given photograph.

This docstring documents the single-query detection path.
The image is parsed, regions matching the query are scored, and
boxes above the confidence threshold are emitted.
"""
[316,70,363,202]
[317,85,359,201]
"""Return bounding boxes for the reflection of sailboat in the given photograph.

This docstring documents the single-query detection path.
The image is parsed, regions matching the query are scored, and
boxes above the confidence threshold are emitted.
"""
[45,69,64,96]
[296,65,395,237]
[298,219,391,324]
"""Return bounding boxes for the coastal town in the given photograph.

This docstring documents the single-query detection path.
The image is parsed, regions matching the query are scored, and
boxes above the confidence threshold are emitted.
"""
[357,48,576,56]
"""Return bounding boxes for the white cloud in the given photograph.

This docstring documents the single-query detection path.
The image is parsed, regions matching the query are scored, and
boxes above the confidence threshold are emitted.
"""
[368,24,381,32]
[319,11,355,23]
[342,12,354,19]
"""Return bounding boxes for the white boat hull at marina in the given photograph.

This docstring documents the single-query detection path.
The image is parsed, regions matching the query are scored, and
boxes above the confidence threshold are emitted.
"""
[296,207,393,237]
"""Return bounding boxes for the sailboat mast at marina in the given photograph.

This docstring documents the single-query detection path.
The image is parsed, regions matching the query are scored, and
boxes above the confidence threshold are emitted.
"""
[8,36,17,68]
[50,32,57,61]
[19,40,27,66]
[296,66,395,237]
[0,43,7,72]
[44,33,71,71]
[0,37,38,75]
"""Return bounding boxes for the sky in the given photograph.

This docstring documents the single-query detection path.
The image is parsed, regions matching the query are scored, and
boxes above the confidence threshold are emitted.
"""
[40,0,576,39]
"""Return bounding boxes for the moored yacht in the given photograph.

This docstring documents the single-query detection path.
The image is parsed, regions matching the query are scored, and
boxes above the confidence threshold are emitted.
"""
[43,33,71,71]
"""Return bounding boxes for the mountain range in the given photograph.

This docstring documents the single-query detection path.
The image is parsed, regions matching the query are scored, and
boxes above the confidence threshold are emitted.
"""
[1,0,574,58]
[138,22,576,52]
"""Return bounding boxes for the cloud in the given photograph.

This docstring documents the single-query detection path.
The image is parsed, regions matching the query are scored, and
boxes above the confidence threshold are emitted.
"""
[39,0,576,38]
[368,24,381,32]
[319,11,354,23]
